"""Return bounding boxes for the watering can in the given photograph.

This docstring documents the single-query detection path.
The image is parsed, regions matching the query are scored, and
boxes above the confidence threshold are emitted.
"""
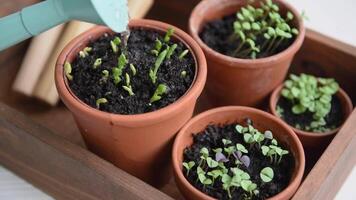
[0,0,129,51]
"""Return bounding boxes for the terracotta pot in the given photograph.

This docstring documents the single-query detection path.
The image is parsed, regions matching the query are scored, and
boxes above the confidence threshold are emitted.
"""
[269,85,353,149]
[189,0,305,107]
[55,19,207,186]
[172,106,305,200]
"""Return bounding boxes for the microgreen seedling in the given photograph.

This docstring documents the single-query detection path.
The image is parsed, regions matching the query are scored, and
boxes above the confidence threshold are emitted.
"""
[164,27,174,43]
[166,44,177,59]
[222,139,232,146]
[93,58,102,69]
[149,48,168,84]
[122,73,134,96]
[215,152,229,163]
[151,38,162,56]
[229,0,299,58]
[182,161,195,176]
[96,98,107,109]
[236,143,248,153]
[281,73,339,132]
[224,146,236,159]
[178,49,189,60]
[129,64,137,76]
[206,157,219,168]
[241,180,258,199]
[260,167,274,183]
[110,36,121,53]
[79,47,92,58]
[112,53,128,84]
[181,70,187,78]
[150,84,168,103]
[64,61,73,81]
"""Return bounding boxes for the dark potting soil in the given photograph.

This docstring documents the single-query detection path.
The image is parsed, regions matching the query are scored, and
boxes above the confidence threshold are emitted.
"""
[199,14,295,59]
[277,95,344,132]
[183,121,294,200]
[69,28,195,114]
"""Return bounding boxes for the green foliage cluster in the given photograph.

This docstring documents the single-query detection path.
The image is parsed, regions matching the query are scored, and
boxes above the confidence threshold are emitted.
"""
[230,0,299,59]
[65,28,191,108]
[182,123,290,199]
[279,73,339,132]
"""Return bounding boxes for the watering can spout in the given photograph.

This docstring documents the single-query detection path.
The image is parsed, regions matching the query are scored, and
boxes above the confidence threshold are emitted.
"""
[0,0,129,51]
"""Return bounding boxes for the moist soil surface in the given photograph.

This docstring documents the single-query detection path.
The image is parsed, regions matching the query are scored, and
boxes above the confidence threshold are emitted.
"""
[199,14,294,59]
[69,28,195,114]
[183,120,294,200]
[277,95,343,132]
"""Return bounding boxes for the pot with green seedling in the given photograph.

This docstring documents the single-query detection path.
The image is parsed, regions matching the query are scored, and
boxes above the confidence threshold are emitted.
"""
[55,19,207,186]
[270,73,353,148]
[173,106,305,200]
[189,0,305,107]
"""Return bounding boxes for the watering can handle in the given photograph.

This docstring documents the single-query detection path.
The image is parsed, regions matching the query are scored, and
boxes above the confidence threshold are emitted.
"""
[0,0,67,51]
[0,0,129,51]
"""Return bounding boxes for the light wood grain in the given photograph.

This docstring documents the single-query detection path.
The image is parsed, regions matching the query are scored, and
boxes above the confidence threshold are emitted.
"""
[12,24,65,96]
[0,102,172,200]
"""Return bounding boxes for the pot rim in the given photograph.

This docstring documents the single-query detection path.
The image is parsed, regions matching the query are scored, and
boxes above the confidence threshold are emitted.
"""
[189,0,306,68]
[55,19,207,125]
[269,85,353,137]
[172,106,305,200]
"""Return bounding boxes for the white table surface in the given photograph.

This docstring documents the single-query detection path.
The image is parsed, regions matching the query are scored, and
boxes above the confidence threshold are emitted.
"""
[1,0,355,199]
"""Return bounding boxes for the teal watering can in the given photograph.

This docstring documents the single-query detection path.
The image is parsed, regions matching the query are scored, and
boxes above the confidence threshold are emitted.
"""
[0,0,129,51]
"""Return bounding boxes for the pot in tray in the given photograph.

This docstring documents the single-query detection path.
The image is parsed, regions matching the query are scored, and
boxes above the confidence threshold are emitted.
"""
[189,0,305,107]
[55,19,207,186]
[269,74,353,149]
[172,106,305,200]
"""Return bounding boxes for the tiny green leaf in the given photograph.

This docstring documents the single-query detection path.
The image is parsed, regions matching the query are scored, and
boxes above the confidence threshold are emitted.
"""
[64,61,73,81]
[96,98,107,109]
[93,58,102,69]
[150,84,168,103]
[164,27,174,43]
[178,49,189,60]
[260,167,274,183]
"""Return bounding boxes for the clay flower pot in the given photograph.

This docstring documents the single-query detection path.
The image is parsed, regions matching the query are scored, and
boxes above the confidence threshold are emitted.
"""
[189,0,305,107]
[172,106,305,200]
[55,19,207,186]
[270,85,353,148]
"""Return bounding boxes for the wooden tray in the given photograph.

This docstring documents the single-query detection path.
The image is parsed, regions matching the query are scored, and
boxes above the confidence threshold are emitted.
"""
[1,1,356,199]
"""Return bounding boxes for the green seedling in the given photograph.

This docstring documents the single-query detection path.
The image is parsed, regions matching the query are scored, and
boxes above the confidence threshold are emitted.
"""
[150,84,168,103]
[236,143,248,153]
[151,38,162,56]
[129,64,137,76]
[230,0,299,59]
[79,47,92,58]
[182,161,195,176]
[207,169,223,184]
[64,61,73,81]
[260,167,274,183]
[164,27,174,43]
[100,70,109,83]
[96,98,107,109]
[122,73,134,96]
[149,49,168,84]
[178,49,189,60]
[206,157,219,168]
[181,70,187,78]
[110,36,121,53]
[197,166,212,189]
[281,73,339,132]
[112,53,128,84]
[222,139,232,146]
[241,180,259,199]
[93,58,102,69]
[166,44,177,59]
[224,146,236,159]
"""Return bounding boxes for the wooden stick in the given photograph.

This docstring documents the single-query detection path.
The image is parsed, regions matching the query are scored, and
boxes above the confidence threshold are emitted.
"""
[32,0,154,105]
[12,24,65,96]
[0,102,172,200]
[33,21,95,105]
